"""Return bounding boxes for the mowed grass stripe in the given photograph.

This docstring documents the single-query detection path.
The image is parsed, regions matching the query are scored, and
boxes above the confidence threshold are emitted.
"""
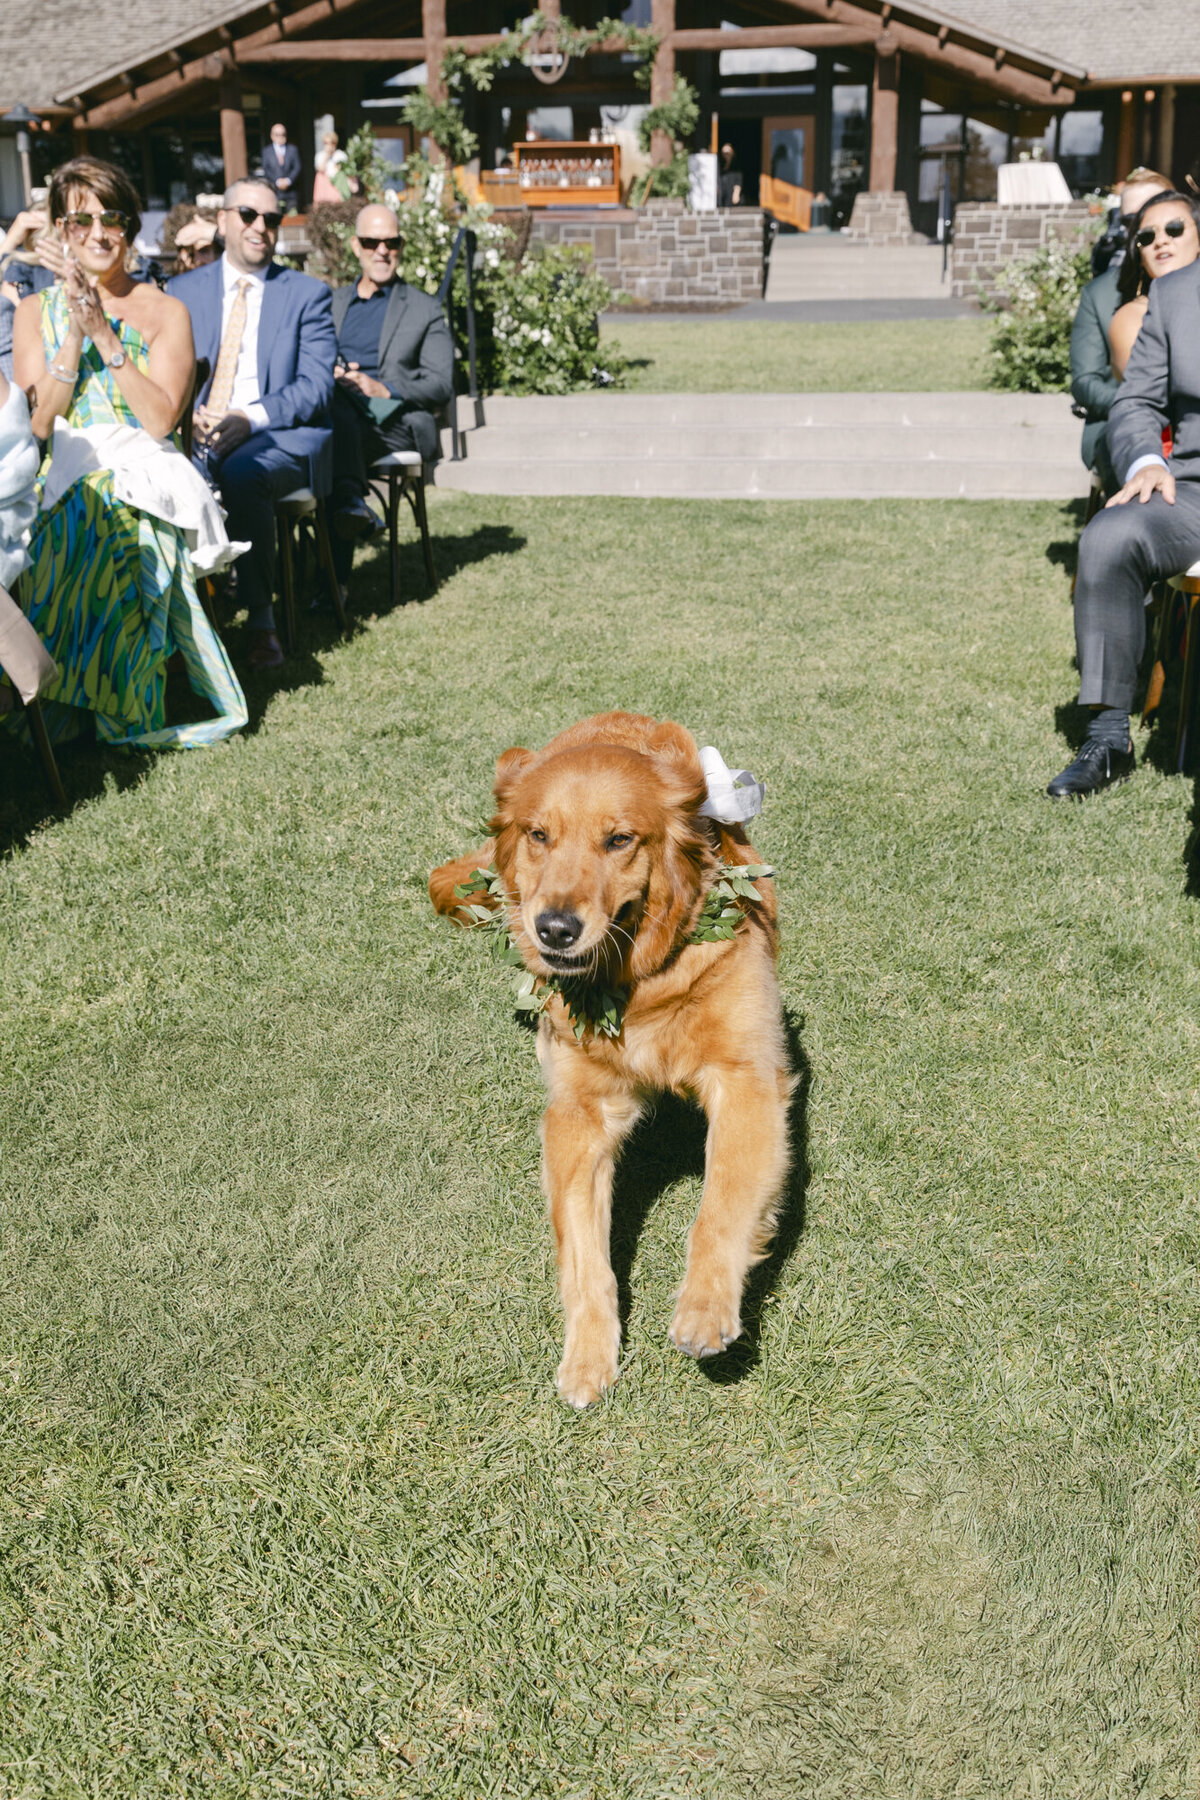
[1,493,1196,1796]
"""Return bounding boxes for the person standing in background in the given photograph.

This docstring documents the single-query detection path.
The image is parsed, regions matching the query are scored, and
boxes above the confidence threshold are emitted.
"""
[263,123,302,214]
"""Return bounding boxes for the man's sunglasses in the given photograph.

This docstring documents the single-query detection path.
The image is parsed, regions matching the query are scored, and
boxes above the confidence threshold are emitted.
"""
[358,235,402,251]
[62,210,129,237]
[1135,217,1189,247]
[235,205,283,231]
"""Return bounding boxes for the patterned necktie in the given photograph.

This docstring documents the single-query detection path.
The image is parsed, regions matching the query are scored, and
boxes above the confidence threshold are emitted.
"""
[207,278,250,420]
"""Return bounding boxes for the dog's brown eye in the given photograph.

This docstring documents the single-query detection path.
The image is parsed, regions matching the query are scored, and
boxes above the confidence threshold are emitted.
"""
[606,832,634,851]
[528,827,548,844]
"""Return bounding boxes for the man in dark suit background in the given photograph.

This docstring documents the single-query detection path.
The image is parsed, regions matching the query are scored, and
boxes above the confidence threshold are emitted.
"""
[169,177,335,667]
[329,201,454,559]
[262,123,303,215]
[1069,168,1171,498]
[1049,203,1200,798]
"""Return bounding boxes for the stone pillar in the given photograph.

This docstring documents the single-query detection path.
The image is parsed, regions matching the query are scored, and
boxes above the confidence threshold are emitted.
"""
[868,42,900,191]
[219,71,248,185]
[650,0,675,167]
[423,0,447,103]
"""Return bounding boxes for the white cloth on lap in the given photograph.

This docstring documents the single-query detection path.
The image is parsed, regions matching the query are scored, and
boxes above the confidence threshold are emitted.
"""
[40,418,251,575]
[0,381,40,589]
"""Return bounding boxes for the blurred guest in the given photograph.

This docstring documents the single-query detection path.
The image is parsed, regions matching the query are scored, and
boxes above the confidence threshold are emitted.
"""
[169,177,336,668]
[9,156,246,747]
[329,202,453,566]
[173,214,219,272]
[718,144,742,208]
[263,122,302,215]
[313,131,348,205]
[1070,168,1171,494]
[0,209,56,379]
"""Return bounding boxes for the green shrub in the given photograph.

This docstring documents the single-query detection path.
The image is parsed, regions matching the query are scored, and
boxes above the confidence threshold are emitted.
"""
[490,244,627,394]
[985,238,1095,393]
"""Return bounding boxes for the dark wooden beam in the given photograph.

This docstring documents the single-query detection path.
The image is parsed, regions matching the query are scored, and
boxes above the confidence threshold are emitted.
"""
[650,0,675,164]
[239,32,507,61]
[220,69,248,183]
[421,0,446,103]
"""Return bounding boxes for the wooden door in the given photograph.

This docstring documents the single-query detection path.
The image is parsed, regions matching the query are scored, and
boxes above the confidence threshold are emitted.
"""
[762,116,815,192]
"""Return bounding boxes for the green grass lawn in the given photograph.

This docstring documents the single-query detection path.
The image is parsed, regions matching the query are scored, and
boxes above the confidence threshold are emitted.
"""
[2,493,1198,1796]
[601,316,993,391]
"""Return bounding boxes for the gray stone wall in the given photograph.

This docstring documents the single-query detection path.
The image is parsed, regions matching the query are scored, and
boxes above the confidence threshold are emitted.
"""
[844,191,927,246]
[523,198,763,306]
[951,201,1099,301]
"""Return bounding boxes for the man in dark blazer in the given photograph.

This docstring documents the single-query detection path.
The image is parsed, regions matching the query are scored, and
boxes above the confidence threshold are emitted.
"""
[1049,214,1200,797]
[262,123,303,215]
[329,202,454,556]
[169,177,336,667]
[1069,170,1171,497]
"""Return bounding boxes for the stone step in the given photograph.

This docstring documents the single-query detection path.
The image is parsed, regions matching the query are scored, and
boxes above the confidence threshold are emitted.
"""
[764,238,950,301]
[450,423,1078,466]
[436,454,1090,501]
[475,392,1075,430]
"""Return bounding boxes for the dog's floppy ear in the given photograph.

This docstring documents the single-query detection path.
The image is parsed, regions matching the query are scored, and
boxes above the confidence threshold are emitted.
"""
[630,756,713,979]
[493,746,536,808]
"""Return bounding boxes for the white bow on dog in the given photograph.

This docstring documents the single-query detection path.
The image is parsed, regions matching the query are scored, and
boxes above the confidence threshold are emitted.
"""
[697,745,766,824]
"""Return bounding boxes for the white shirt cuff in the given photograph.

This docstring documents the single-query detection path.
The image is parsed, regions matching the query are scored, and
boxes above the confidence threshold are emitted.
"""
[1125,453,1168,481]
[242,402,270,433]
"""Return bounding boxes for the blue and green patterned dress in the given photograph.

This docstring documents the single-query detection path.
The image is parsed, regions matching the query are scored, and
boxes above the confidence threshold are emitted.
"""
[16,287,246,749]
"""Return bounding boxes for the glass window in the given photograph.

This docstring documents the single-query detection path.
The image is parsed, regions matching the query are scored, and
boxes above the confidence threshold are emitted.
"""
[525,107,574,141]
[963,118,1007,200]
[830,84,867,223]
[1058,109,1105,193]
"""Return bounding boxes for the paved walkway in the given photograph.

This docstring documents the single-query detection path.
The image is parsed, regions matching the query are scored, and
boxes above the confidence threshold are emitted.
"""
[438,392,1090,502]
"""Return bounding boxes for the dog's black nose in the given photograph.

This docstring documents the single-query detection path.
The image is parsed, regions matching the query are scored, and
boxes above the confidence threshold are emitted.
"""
[536,910,584,952]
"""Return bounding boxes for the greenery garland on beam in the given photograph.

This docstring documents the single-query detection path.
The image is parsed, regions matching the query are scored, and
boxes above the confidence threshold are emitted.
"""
[402,12,689,173]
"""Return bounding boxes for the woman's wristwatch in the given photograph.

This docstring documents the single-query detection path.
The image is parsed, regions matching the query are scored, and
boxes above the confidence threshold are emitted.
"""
[104,349,127,370]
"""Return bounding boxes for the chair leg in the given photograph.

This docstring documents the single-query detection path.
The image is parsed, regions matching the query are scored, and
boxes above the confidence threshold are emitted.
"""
[276,510,298,652]
[23,697,67,808]
[406,474,438,592]
[315,501,348,634]
[1142,583,1174,725]
[388,469,400,610]
[1177,593,1200,774]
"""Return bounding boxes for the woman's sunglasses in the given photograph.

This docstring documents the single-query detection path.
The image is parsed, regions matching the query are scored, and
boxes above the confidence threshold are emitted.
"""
[62,210,129,237]
[236,205,283,231]
[1135,217,1189,247]
[358,235,402,251]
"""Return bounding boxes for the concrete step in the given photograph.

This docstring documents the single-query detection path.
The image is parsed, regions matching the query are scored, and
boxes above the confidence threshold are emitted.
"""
[436,455,1089,500]
[764,238,949,301]
[475,392,1076,430]
[451,424,1079,466]
[436,391,1089,500]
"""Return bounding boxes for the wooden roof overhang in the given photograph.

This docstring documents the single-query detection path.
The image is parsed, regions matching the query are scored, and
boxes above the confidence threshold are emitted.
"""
[66,0,1087,131]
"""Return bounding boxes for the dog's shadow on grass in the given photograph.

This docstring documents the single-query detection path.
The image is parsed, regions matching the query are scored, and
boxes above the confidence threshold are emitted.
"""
[610,1007,811,1383]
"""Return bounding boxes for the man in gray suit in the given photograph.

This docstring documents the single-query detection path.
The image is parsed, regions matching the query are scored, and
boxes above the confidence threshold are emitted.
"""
[330,203,454,553]
[1050,204,1200,798]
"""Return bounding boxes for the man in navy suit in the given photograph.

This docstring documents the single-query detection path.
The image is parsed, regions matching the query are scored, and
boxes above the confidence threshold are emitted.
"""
[169,178,335,667]
[263,123,303,215]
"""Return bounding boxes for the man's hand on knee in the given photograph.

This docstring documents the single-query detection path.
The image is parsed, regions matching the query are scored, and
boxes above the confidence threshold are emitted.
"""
[1107,464,1176,507]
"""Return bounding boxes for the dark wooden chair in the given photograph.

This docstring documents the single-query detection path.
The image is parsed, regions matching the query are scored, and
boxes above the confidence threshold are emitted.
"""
[274,487,346,648]
[369,450,438,608]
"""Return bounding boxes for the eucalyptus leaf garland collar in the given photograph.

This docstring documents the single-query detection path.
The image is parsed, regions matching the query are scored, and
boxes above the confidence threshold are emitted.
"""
[454,860,773,1041]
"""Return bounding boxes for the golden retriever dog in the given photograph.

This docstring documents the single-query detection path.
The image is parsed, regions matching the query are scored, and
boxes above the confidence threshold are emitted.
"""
[429,712,792,1408]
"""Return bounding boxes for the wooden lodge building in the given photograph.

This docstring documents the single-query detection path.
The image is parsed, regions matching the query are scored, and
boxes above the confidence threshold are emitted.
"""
[3,0,1198,237]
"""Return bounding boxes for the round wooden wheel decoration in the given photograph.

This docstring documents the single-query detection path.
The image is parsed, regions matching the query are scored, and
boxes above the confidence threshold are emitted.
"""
[528,20,570,84]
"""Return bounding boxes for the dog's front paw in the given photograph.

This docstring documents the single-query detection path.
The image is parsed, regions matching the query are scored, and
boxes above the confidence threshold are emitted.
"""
[669,1280,742,1360]
[556,1320,620,1409]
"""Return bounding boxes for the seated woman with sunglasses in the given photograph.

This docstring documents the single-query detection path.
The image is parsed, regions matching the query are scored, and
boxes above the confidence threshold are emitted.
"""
[8,156,247,749]
[1109,191,1200,380]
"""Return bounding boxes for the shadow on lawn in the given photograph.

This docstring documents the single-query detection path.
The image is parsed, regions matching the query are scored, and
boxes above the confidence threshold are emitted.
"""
[610,1007,811,1382]
[0,522,527,856]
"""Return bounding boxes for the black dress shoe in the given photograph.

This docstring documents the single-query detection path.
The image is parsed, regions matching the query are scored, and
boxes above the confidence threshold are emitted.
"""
[1046,738,1135,800]
[333,495,384,542]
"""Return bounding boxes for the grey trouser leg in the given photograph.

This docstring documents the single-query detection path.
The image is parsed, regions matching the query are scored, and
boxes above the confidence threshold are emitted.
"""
[1074,478,1200,710]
